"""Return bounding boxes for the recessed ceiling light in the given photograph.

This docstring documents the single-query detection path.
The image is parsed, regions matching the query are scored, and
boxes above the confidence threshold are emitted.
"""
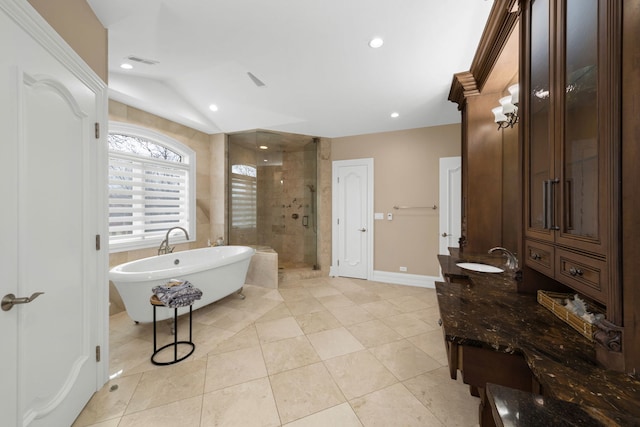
[263,159,268,162]
[209,104,218,112]
[390,112,400,118]
[369,38,384,49]
[259,145,268,150]
[120,63,133,70]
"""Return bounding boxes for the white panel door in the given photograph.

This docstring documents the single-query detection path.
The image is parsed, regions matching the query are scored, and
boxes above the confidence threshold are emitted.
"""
[333,159,372,279]
[0,2,106,426]
[439,157,462,255]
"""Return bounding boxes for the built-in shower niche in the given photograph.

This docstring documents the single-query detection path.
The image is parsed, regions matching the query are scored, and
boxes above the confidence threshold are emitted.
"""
[228,130,318,271]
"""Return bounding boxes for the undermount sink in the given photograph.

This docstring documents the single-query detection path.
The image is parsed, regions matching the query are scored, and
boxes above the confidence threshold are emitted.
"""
[456,262,504,273]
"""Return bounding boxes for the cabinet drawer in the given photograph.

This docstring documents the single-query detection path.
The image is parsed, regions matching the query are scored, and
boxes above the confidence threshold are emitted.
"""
[555,248,608,305]
[524,240,554,276]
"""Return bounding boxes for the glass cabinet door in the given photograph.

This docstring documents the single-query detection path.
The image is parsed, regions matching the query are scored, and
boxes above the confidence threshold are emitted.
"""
[527,0,553,234]
[561,0,599,241]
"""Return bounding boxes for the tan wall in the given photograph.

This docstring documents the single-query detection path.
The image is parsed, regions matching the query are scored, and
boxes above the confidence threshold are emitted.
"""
[28,0,108,82]
[332,125,461,277]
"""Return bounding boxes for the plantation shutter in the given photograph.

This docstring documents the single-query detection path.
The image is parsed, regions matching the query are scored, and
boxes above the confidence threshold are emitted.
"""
[231,172,257,228]
[109,152,190,243]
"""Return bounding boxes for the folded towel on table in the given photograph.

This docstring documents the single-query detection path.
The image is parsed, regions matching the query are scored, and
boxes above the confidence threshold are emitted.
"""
[152,279,202,308]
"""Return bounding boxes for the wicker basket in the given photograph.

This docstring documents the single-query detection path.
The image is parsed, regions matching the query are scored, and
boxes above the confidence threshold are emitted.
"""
[537,290,604,341]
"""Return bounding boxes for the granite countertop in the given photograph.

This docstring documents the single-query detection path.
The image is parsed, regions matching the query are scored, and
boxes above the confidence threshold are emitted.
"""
[486,384,640,427]
[436,253,640,421]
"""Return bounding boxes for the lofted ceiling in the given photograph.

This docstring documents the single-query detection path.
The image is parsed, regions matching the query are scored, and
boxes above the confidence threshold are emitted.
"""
[87,0,494,138]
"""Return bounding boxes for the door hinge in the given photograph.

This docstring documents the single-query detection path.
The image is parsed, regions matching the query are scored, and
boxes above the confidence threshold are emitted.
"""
[95,122,100,139]
[337,259,340,266]
[95,234,101,250]
[96,345,101,362]
[337,218,340,225]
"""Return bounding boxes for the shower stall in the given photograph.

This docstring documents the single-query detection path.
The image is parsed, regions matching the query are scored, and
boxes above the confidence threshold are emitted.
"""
[228,130,318,271]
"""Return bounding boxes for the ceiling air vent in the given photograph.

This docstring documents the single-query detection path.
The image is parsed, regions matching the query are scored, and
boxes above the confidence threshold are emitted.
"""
[247,72,266,87]
[126,56,159,65]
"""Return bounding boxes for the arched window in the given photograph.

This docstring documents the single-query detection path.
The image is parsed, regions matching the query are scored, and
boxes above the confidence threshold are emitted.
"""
[108,122,195,252]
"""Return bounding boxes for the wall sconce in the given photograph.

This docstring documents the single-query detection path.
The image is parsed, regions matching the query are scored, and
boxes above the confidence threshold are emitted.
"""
[492,84,519,130]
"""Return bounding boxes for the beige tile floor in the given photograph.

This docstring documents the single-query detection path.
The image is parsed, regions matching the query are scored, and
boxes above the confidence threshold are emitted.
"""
[73,277,480,427]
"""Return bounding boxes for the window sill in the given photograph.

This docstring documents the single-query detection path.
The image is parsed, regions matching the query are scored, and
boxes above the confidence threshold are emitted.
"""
[108,236,194,254]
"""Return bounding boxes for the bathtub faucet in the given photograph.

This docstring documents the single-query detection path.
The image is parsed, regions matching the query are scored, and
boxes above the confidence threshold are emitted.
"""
[158,227,190,255]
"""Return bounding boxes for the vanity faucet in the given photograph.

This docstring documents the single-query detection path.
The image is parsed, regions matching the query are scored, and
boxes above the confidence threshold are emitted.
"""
[488,246,519,271]
[158,226,189,255]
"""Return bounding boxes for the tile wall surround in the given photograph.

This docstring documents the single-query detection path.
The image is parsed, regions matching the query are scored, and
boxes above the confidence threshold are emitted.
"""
[108,101,219,315]
[229,135,331,275]
[317,138,332,276]
[255,150,316,268]
[277,138,332,284]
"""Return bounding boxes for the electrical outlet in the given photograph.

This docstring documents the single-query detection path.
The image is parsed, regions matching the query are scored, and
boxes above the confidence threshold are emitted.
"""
[399,266,407,272]
[387,213,393,220]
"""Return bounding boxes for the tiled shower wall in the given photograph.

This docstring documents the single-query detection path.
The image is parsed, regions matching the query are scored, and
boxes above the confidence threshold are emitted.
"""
[229,138,318,269]
[257,148,317,268]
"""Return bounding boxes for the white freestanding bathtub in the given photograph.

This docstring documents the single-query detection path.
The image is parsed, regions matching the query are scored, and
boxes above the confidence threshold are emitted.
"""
[109,246,255,322]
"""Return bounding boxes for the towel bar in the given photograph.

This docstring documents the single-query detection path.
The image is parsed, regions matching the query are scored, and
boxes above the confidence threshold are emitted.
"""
[393,205,438,210]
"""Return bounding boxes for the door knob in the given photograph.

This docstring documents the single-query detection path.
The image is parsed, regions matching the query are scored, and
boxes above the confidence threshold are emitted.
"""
[358,228,367,232]
[1,292,45,312]
[442,232,449,237]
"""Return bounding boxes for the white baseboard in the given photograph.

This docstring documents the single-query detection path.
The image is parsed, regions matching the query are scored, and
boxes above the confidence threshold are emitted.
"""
[370,270,442,288]
[328,267,442,289]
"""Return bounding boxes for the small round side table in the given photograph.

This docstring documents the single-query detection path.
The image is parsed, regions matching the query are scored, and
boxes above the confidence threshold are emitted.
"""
[150,295,195,365]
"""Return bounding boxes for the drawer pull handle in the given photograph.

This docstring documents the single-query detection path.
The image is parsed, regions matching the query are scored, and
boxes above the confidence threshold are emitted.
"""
[531,252,541,260]
[569,267,584,277]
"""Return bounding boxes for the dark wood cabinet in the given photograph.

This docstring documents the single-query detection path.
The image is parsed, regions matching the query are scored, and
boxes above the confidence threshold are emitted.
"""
[521,0,627,370]
[525,0,608,256]
[450,0,639,374]
[621,0,640,377]
[448,2,520,256]
[522,0,620,317]
[446,341,534,427]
